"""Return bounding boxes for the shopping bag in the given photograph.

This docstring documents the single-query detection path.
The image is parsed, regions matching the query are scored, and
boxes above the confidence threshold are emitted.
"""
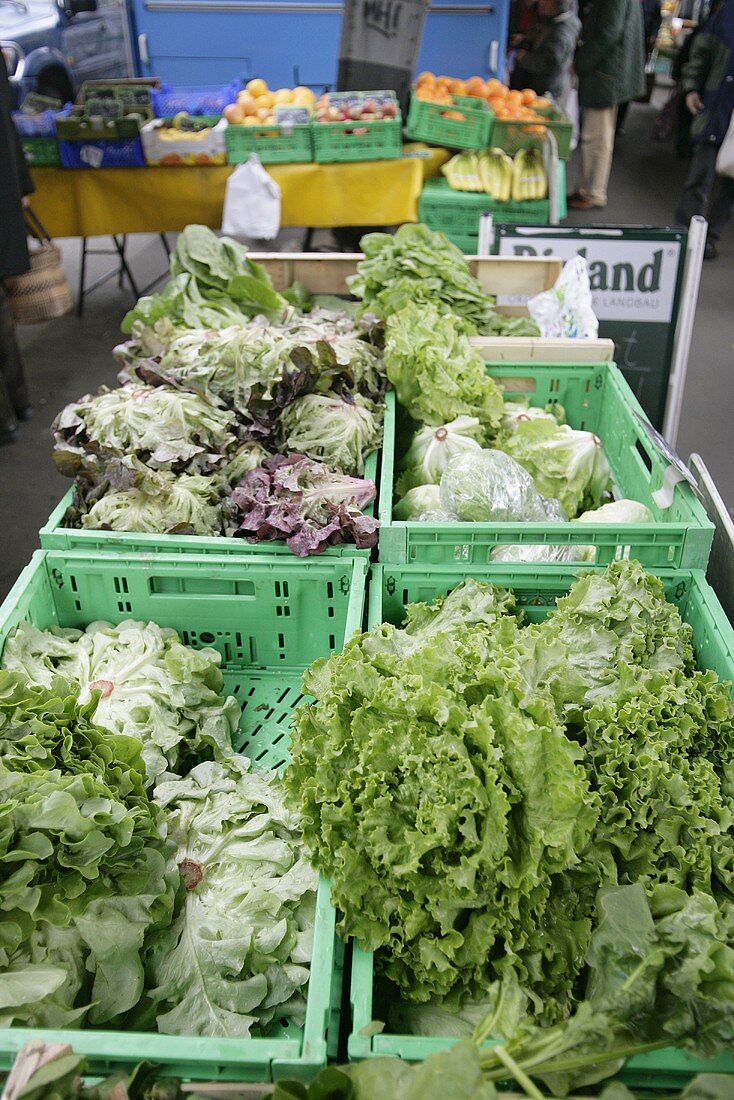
[4,207,73,324]
[558,79,579,152]
[221,155,281,239]
[528,255,598,339]
[715,110,734,179]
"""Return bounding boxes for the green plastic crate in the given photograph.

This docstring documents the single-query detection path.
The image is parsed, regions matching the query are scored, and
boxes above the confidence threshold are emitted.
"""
[39,443,381,559]
[405,93,492,151]
[419,164,567,240]
[312,116,402,163]
[378,362,715,569]
[487,106,573,159]
[0,549,367,1082]
[21,135,60,165]
[349,560,734,1091]
[226,121,313,164]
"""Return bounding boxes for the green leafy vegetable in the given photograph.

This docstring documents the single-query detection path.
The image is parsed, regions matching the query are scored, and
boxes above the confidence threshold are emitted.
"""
[53,385,238,479]
[147,758,317,1037]
[0,672,176,1029]
[121,225,285,334]
[347,224,495,333]
[384,304,503,438]
[2,619,238,789]
[277,393,383,475]
[286,560,734,1090]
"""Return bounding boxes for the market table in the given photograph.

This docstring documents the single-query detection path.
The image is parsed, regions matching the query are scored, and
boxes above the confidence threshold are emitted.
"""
[29,145,450,237]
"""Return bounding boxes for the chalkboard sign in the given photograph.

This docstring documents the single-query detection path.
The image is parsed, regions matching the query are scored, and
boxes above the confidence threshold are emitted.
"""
[496,226,687,430]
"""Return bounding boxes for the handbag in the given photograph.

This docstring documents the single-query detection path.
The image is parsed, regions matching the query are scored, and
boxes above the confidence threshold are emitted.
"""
[4,207,73,324]
[716,109,734,179]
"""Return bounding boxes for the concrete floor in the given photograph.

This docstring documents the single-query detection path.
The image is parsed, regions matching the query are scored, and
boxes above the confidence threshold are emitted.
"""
[0,96,732,600]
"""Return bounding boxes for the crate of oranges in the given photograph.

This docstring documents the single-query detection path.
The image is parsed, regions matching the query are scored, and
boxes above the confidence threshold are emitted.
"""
[406,74,492,150]
[408,72,573,158]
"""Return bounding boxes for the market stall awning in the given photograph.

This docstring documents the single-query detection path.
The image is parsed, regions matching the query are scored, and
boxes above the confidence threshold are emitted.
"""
[29,145,450,237]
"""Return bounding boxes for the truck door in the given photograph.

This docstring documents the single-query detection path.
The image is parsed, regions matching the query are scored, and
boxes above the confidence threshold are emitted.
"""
[131,0,342,88]
[418,0,508,81]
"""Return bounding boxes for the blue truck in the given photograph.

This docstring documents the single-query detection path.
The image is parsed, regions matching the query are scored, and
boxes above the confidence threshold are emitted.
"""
[2,0,508,107]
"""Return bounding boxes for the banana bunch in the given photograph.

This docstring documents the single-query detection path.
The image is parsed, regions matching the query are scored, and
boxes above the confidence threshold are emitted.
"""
[442,152,484,192]
[478,148,514,201]
[443,147,547,202]
[511,147,547,201]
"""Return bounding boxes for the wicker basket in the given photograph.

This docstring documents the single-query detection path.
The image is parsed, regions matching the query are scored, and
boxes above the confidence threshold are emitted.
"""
[5,210,73,324]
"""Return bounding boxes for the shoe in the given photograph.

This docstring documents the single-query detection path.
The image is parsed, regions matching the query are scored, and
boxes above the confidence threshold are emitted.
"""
[14,404,34,421]
[704,240,718,261]
[568,196,607,210]
[0,426,18,446]
[566,191,583,202]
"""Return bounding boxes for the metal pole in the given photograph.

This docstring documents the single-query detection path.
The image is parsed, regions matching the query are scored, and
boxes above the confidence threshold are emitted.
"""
[477,213,493,256]
[662,214,706,446]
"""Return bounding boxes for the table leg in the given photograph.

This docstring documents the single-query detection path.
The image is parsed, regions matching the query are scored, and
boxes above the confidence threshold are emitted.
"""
[77,238,88,318]
[112,236,141,299]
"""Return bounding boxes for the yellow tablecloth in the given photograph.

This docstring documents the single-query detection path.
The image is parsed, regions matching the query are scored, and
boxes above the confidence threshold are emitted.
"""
[30,145,449,238]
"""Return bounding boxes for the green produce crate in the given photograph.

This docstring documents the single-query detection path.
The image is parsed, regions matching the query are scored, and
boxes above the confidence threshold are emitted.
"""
[56,115,142,140]
[0,548,367,1082]
[312,116,402,163]
[378,362,714,569]
[39,443,381,559]
[349,560,734,1092]
[21,135,60,165]
[418,163,567,244]
[226,121,313,164]
[487,105,573,159]
[405,93,492,151]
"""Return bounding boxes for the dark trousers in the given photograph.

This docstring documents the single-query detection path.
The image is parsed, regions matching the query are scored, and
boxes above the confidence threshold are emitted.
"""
[0,284,29,430]
[675,141,734,241]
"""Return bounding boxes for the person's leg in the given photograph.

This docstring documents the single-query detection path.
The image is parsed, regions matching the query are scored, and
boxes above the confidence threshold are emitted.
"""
[579,106,617,206]
[0,284,30,420]
[616,100,630,134]
[706,173,734,242]
[675,142,717,225]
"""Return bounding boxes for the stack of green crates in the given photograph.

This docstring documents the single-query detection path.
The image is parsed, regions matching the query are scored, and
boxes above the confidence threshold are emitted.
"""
[419,162,567,252]
[0,548,368,1081]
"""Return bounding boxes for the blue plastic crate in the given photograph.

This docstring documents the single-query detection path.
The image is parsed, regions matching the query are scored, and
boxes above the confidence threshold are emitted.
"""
[13,104,72,138]
[151,81,240,117]
[59,137,146,169]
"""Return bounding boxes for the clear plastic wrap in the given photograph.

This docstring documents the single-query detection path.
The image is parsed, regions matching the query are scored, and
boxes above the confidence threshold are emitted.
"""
[440,450,564,523]
[490,544,589,564]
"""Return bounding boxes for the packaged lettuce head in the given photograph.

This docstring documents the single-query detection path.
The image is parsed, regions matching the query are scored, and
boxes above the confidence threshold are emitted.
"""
[490,543,590,563]
[527,255,599,339]
[440,450,564,523]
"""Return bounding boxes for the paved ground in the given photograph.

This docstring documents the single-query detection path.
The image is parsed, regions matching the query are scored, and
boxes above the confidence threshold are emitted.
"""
[1,95,731,600]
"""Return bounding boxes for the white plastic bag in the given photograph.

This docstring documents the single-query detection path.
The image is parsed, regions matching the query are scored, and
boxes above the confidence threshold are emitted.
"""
[527,255,598,339]
[716,110,734,179]
[558,79,580,153]
[221,155,281,239]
